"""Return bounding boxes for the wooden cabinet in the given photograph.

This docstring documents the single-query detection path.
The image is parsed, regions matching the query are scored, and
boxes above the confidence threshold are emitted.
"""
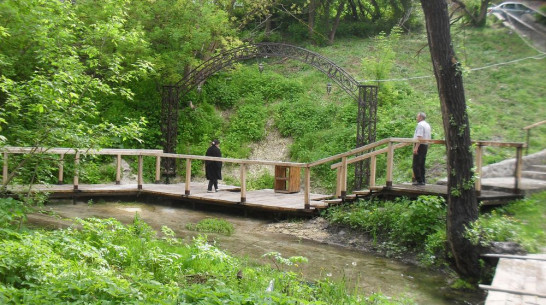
[274,165,300,193]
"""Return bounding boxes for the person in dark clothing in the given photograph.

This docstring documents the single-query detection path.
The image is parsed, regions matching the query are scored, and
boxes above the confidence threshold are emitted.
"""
[205,139,222,192]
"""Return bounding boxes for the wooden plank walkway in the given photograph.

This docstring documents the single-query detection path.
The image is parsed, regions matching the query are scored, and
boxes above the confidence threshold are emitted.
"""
[480,254,546,305]
[6,183,332,214]
[369,183,524,204]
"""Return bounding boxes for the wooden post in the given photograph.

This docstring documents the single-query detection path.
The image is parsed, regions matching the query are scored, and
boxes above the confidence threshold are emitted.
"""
[2,152,8,185]
[155,156,161,184]
[336,167,342,197]
[58,154,64,185]
[370,155,376,188]
[475,145,483,195]
[341,156,347,200]
[185,159,191,196]
[304,167,311,209]
[514,146,523,194]
[137,155,143,190]
[74,151,80,190]
[240,163,247,203]
[115,154,122,185]
[386,142,394,187]
[525,129,530,156]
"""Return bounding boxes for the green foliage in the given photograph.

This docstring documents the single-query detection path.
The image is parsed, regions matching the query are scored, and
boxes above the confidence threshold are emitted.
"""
[186,218,235,236]
[0,216,413,304]
[325,196,446,262]
[465,191,546,252]
[247,172,275,190]
[0,198,27,230]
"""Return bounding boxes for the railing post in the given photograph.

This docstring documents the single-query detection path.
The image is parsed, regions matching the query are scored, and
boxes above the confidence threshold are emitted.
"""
[2,152,8,185]
[155,156,161,184]
[116,154,122,185]
[370,155,376,188]
[240,163,247,203]
[58,154,64,185]
[515,146,523,194]
[336,167,342,198]
[525,129,530,156]
[386,142,394,188]
[185,159,191,196]
[137,155,143,190]
[341,156,347,200]
[475,144,483,195]
[304,167,310,209]
[74,151,80,190]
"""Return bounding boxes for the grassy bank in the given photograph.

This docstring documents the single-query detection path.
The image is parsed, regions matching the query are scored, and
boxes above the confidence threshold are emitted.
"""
[0,198,414,304]
[324,191,546,268]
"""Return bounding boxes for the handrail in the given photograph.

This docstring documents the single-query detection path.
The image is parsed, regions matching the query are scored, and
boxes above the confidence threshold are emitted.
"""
[1,137,527,209]
[317,138,525,198]
[522,120,546,155]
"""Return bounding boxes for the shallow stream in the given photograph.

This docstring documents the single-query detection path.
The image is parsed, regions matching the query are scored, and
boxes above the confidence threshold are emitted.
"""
[33,200,484,305]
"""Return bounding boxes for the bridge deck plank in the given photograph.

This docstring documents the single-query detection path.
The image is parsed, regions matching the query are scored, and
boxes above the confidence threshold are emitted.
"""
[6,183,331,214]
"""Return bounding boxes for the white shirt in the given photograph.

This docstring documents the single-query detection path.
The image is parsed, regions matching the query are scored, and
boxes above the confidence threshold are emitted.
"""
[413,120,431,141]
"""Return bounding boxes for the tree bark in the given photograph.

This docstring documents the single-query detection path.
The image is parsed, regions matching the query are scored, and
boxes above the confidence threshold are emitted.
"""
[329,0,345,44]
[419,0,480,281]
[308,0,316,39]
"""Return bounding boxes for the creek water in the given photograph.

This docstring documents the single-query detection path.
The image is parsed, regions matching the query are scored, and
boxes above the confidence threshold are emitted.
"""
[35,200,484,305]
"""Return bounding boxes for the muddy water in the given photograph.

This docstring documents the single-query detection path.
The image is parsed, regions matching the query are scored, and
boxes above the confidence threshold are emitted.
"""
[35,200,483,305]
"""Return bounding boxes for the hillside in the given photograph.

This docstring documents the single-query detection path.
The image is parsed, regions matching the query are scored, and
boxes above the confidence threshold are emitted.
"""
[195,22,545,191]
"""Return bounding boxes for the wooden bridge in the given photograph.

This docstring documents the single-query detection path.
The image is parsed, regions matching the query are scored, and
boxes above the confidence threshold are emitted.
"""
[1,137,525,214]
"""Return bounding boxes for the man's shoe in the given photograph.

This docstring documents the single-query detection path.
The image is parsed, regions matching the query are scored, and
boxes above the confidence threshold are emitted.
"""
[417,182,425,186]
[412,182,419,186]
[215,189,219,192]
[207,190,214,193]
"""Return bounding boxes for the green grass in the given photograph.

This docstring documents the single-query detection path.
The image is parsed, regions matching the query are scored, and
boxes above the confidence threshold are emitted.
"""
[502,191,546,250]
[186,217,235,236]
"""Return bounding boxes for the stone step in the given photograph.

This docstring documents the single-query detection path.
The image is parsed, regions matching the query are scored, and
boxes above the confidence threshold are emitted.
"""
[480,177,546,195]
[529,165,546,173]
[522,170,546,180]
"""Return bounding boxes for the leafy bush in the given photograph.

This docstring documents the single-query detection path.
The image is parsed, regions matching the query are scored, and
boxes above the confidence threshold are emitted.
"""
[0,198,27,229]
[325,196,446,261]
[0,215,413,304]
[465,192,546,253]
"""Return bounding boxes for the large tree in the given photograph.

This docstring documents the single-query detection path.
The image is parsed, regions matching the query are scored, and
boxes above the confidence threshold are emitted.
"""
[419,0,480,280]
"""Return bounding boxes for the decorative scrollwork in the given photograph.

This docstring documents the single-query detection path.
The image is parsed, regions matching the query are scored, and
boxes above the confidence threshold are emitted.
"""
[173,43,361,101]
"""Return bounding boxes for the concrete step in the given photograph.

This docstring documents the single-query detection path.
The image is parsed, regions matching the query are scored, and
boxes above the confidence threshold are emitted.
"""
[480,177,546,195]
[529,165,546,173]
[522,170,546,180]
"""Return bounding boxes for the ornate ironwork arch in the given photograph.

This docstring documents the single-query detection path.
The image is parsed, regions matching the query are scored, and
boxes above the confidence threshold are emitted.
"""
[161,43,377,190]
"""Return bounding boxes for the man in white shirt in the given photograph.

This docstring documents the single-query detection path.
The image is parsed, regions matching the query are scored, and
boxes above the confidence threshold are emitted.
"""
[412,112,431,186]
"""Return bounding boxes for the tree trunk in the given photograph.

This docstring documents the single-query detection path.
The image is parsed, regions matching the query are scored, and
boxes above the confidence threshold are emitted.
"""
[419,0,480,281]
[308,0,316,39]
[329,1,345,44]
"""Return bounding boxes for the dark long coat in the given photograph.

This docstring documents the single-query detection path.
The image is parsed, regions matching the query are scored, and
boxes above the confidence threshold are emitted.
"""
[205,145,222,180]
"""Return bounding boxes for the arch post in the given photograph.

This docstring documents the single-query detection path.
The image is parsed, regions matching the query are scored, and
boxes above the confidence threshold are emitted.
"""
[161,85,179,181]
[355,85,378,190]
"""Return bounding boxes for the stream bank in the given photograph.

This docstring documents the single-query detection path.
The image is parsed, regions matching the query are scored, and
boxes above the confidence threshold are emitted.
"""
[27,199,485,304]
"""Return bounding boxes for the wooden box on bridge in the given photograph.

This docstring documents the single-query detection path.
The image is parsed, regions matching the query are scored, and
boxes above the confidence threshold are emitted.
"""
[274,165,300,193]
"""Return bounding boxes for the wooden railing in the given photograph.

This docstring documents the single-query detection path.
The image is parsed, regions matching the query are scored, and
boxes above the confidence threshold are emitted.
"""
[1,137,526,209]
[1,147,306,206]
[325,138,525,197]
[523,120,546,155]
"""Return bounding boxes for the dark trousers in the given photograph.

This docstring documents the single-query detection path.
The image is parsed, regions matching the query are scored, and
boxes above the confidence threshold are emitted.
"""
[412,145,428,183]
[207,179,218,191]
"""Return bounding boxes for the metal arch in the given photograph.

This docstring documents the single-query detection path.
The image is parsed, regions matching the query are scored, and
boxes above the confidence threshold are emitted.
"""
[162,43,377,191]
[173,43,361,101]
